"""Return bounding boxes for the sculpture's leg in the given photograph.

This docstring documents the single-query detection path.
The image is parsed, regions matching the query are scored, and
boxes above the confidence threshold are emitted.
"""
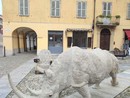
[109,71,118,86]
[93,81,101,89]
[53,92,59,98]
[35,65,44,74]
[75,84,91,98]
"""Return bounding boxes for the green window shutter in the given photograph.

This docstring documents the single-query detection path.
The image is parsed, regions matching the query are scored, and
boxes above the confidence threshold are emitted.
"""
[102,2,106,16]
[51,1,55,16]
[19,0,24,15]
[77,1,86,18]
[51,0,60,17]
[127,3,130,19]
[19,0,29,16]
[77,2,81,17]
[56,0,60,16]
[24,0,29,15]
[56,0,59,9]
[103,2,112,16]
[82,2,86,17]
[108,2,112,16]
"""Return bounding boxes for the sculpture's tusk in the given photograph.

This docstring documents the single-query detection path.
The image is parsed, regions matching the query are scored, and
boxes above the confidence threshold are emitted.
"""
[71,82,86,88]
[35,65,45,74]
[71,43,73,47]
[8,74,37,98]
[27,86,42,96]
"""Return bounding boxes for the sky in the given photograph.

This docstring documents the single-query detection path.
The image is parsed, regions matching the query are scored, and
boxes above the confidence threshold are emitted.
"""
[0,0,2,15]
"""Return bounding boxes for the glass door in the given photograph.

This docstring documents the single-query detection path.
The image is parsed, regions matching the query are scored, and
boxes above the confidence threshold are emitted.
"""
[48,31,63,54]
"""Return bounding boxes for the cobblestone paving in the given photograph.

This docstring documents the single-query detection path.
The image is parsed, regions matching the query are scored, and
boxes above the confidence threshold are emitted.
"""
[0,52,36,78]
[118,56,130,72]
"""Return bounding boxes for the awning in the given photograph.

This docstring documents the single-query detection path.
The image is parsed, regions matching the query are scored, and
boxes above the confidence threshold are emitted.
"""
[66,28,92,32]
[124,29,130,40]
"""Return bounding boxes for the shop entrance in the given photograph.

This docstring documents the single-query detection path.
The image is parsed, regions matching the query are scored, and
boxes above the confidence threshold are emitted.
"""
[48,31,63,54]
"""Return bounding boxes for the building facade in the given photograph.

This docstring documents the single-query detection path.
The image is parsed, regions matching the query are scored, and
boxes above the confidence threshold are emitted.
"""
[0,15,3,46]
[2,0,130,55]
[0,15,2,35]
[94,0,130,52]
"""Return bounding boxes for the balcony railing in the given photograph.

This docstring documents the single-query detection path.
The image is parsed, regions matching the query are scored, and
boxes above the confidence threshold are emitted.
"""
[96,15,120,27]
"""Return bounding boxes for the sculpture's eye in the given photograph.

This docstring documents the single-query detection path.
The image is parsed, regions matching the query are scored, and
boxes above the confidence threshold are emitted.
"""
[49,95,52,97]
[48,90,53,97]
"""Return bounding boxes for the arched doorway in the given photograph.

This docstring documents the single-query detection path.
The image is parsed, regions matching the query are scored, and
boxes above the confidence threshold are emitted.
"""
[100,29,111,50]
[12,27,37,55]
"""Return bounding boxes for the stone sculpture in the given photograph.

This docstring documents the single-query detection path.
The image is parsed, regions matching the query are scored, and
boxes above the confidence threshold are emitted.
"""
[34,50,52,74]
[8,47,119,98]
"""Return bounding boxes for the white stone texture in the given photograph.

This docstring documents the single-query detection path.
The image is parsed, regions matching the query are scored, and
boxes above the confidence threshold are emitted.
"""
[8,47,120,98]
[37,50,52,70]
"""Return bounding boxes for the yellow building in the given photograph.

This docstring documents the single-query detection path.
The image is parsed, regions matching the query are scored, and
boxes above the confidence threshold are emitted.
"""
[2,0,130,55]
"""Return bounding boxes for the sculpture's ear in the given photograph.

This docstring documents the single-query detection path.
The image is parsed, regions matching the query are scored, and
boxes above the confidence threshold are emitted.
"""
[45,69,54,78]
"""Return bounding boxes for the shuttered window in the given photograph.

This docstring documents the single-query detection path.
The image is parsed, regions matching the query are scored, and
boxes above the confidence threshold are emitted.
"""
[51,0,60,17]
[77,1,86,18]
[103,2,112,16]
[19,0,29,16]
[127,3,130,19]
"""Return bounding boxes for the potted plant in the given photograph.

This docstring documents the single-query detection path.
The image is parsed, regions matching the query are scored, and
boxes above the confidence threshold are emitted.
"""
[115,15,121,18]
[96,21,103,25]
[106,15,112,19]
[115,15,120,25]
[99,15,105,18]
[115,22,119,25]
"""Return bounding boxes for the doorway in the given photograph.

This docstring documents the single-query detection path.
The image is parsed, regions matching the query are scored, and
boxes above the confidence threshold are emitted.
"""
[100,29,111,50]
[12,27,37,55]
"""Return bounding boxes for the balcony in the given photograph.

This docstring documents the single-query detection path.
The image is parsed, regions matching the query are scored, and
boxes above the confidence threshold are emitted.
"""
[96,15,120,27]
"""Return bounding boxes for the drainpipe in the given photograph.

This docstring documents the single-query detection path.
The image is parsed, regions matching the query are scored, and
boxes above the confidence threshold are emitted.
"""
[92,0,96,49]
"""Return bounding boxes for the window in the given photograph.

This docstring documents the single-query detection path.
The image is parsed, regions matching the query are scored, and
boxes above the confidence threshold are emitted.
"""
[19,0,29,16]
[73,31,87,47]
[127,3,130,19]
[103,2,112,16]
[77,1,86,18]
[51,0,60,17]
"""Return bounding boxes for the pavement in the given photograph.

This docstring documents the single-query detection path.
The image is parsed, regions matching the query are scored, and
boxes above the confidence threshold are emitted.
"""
[0,52,36,98]
[0,53,130,98]
[0,52,36,78]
